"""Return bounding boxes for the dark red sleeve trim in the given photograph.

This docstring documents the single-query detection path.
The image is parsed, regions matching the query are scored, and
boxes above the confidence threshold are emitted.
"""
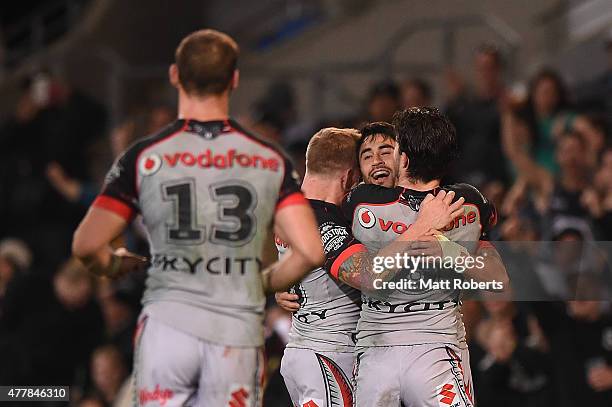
[93,195,135,222]
[329,243,367,279]
[276,192,308,211]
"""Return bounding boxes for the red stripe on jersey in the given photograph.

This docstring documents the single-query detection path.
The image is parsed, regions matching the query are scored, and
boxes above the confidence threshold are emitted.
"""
[330,243,367,279]
[93,195,135,221]
[276,192,308,211]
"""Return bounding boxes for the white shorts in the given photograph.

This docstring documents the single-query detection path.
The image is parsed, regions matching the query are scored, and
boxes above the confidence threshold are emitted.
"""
[280,347,355,407]
[133,314,264,407]
[354,344,474,407]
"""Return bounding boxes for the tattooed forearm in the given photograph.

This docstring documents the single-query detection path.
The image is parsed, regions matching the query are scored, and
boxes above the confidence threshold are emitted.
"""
[336,252,368,289]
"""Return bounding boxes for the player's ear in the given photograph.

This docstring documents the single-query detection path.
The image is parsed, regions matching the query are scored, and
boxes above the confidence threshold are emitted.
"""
[400,152,409,170]
[230,69,240,90]
[342,168,358,191]
[169,64,180,89]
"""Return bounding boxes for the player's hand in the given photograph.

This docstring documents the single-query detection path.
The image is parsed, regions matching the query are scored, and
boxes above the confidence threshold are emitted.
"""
[275,291,300,312]
[107,248,149,279]
[588,364,612,391]
[417,190,465,231]
[403,234,443,258]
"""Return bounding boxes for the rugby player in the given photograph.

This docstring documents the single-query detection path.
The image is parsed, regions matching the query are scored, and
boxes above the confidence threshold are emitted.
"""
[275,127,466,407]
[343,108,508,407]
[72,29,324,407]
[357,122,398,188]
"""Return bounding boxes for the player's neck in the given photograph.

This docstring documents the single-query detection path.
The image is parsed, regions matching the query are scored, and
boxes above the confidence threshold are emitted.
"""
[397,175,440,192]
[177,91,230,122]
[301,175,344,206]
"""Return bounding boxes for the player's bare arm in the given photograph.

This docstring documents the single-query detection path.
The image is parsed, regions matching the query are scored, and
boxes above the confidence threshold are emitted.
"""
[262,203,325,293]
[466,242,509,290]
[72,207,148,278]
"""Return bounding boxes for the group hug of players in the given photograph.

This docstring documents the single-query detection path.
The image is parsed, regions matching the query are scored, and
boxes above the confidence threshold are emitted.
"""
[71,28,509,407]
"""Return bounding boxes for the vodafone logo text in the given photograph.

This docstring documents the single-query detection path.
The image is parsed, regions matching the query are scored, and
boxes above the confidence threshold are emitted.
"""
[164,149,279,171]
[357,207,410,234]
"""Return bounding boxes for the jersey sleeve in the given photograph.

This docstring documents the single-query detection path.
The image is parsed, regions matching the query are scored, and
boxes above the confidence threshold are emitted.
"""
[276,155,307,211]
[451,183,498,240]
[92,145,140,222]
[319,212,367,280]
[341,184,379,226]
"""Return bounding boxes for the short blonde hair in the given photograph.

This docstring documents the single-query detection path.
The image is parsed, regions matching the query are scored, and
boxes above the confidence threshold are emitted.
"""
[306,127,361,175]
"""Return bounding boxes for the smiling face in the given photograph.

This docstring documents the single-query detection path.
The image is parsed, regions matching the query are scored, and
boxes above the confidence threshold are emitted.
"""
[359,134,398,187]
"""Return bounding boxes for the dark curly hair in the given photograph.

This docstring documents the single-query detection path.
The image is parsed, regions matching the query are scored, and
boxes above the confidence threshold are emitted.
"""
[392,107,459,182]
[357,121,397,155]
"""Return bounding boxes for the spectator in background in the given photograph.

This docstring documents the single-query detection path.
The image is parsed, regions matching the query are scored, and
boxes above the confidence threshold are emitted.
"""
[503,111,596,238]
[250,81,297,145]
[0,70,107,269]
[576,36,612,133]
[366,80,401,123]
[401,78,432,108]
[532,292,612,406]
[97,280,139,368]
[286,139,308,178]
[582,148,612,239]
[0,238,32,304]
[90,344,129,406]
[471,298,555,407]
[445,44,509,187]
[514,69,603,174]
[78,395,107,407]
[0,257,103,385]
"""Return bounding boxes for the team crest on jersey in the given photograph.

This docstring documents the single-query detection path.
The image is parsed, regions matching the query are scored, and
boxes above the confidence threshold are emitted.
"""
[315,353,353,407]
[357,207,376,229]
[139,154,162,176]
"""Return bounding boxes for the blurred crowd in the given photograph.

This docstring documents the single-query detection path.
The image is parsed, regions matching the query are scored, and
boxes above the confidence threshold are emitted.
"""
[0,39,611,406]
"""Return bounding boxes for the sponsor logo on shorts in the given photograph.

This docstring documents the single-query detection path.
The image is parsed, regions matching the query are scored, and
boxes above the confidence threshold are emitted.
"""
[437,383,457,406]
[445,347,473,406]
[139,154,162,176]
[139,385,173,406]
[228,386,250,407]
[315,353,353,407]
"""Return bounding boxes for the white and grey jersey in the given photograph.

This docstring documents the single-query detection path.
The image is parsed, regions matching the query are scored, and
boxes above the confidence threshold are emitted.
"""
[276,199,363,353]
[342,184,497,350]
[94,118,305,347]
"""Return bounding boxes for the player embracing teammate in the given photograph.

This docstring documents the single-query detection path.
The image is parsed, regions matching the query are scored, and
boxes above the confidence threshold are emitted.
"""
[275,127,465,407]
[278,110,508,407]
